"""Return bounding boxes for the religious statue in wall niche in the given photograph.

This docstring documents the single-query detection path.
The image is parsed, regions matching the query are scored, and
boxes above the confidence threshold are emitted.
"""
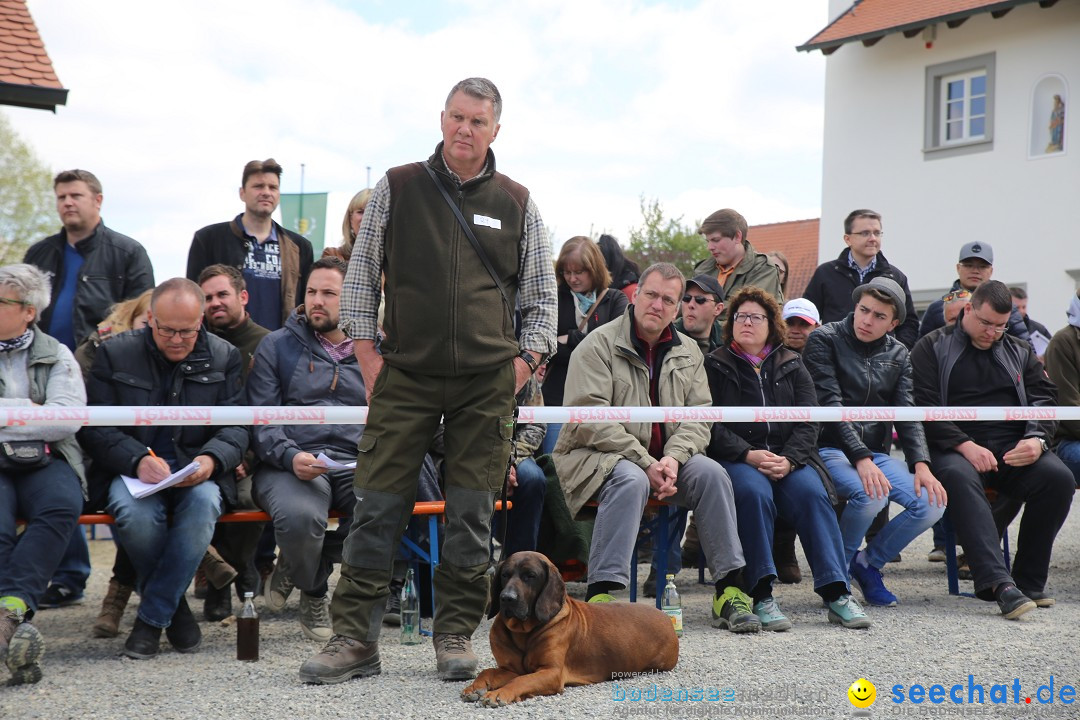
[1047,94,1065,153]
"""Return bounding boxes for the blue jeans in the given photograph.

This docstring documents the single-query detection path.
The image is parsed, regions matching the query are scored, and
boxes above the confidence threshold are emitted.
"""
[721,460,848,595]
[820,448,945,568]
[48,524,91,594]
[107,477,221,628]
[1055,440,1080,487]
[0,462,83,614]
[494,458,547,556]
[540,423,561,457]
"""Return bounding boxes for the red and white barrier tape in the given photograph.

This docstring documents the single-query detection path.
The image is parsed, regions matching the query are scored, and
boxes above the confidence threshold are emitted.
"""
[3,405,1079,427]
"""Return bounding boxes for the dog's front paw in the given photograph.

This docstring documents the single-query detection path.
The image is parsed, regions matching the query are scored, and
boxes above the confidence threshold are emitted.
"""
[479,691,514,708]
[461,684,484,703]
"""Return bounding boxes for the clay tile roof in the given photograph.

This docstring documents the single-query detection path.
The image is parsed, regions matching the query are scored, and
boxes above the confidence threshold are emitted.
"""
[0,0,67,111]
[797,0,1054,55]
[747,218,820,299]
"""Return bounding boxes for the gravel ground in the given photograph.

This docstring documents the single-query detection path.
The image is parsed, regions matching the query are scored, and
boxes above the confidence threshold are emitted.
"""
[4,506,1079,720]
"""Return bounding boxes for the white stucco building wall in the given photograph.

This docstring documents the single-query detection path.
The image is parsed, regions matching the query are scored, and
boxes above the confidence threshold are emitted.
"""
[816,1,1078,332]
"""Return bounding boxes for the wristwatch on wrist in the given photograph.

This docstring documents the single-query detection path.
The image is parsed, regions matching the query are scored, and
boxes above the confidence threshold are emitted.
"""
[1034,437,1050,454]
[518,349,540,373]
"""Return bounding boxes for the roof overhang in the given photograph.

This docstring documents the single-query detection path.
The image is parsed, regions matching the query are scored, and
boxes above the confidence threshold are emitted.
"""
[0,80,68,112]
[797,0,1059,55]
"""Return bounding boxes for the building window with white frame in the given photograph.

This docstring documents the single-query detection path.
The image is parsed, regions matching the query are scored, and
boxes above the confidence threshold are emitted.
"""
[942,70,987,143]
[924,53,995,158]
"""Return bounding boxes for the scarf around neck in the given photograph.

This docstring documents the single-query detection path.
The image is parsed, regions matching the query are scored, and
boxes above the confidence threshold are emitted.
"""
[0,328,33,354]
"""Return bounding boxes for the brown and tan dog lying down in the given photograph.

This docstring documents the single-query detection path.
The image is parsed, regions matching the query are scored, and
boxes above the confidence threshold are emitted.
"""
[462,551,679,707]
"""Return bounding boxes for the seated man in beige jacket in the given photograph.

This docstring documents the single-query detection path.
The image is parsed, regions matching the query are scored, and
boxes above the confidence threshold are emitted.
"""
[552,262,756,632]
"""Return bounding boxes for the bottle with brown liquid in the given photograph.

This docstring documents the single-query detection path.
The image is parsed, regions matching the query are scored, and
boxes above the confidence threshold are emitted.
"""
[237,591,259,661]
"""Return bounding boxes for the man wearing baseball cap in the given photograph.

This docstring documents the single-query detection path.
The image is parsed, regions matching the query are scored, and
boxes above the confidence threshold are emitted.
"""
[918,242,1029,341]
[675,274,726,354]
[782,298,821,353]
[803,277,948,608]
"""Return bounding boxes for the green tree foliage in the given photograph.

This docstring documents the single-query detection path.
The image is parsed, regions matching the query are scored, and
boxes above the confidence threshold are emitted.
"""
[0,111,55,264]
[626,196,702,277]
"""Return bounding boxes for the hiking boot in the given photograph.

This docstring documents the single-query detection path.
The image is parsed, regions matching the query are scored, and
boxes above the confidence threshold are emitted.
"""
[93,579,133,638]
[193,568,208,600]
[957,553,972,580]
[773,526,802,584]
[264,561,295,612]
[201,546,238,590]
[123,617,162,659]
[2,608,45,684]
[299,634,381,684]
[849,553,898,607]
[1019,589,1055,608]
[383,579,403,627]
[433,633,479,680]
[642,567,658,598]
[299,593,333,642]
[37,584,83,609]
[996,585,1036,620]
[710,587,761,633]
[166,597,202,653]
[204,583,233,622]
[927,547,946,563]
[827,594,872,629]
[752,597,792,632]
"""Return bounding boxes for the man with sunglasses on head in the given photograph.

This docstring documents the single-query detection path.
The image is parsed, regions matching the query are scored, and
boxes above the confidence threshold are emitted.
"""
[79,279,248,658]
[911,280,1073,619]
[918,242,1028,341]
[804,209,919,348]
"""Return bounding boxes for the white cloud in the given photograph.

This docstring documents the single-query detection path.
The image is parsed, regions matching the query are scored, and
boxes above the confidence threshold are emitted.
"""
[9,0,826,280]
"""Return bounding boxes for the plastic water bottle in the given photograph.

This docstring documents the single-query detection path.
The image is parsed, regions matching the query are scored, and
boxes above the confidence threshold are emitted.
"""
[237,591,259,661]
[661,574,682,637]
[400,568,421,645]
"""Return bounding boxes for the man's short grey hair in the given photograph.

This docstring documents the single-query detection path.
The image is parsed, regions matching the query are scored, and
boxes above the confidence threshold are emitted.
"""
[0,263,51,315]
[446,77,502,123]
[638,262,686,299]
[151,278,205,312]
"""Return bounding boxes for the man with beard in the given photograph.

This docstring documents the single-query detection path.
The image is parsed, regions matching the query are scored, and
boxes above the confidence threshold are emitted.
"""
[248,258,366,642]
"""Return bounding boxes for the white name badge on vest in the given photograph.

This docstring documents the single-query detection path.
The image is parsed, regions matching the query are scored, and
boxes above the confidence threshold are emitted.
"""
[473,214,502,230]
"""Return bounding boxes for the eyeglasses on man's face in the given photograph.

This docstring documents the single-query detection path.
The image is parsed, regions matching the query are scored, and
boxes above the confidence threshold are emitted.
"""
[0,297,30,308]
[682,294,715,306]
[153,324,200,339]
[848,230,884,239]
[970,308,1008,335]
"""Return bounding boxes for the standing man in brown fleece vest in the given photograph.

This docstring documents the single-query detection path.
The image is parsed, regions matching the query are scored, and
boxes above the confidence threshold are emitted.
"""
[299,77,557,685]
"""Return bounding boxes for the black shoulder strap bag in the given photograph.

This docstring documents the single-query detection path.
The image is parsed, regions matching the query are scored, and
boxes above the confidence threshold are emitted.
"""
[422,161,517,560]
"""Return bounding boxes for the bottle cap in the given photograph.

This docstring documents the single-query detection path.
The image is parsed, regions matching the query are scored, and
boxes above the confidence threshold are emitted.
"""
[665,574,675,580]
[244,592,254,598]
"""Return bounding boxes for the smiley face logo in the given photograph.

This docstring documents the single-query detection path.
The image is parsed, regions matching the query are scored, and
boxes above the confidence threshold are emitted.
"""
[848,678,876,708]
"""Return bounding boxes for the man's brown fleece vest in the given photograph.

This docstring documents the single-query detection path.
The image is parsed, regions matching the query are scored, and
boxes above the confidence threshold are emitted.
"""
[382,147,529,376]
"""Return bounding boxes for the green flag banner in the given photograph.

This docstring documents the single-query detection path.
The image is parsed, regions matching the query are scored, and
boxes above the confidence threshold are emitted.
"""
[280,193,328,254]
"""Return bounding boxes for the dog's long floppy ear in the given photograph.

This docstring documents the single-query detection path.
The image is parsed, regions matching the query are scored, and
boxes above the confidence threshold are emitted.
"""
[487,558,505,620]
[534,555,566,624]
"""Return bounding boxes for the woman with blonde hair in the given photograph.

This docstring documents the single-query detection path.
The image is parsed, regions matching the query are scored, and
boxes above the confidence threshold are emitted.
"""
[322,189,373,263]
[74,289,154,379]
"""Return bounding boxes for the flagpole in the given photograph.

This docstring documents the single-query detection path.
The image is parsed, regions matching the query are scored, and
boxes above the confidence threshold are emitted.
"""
[298,163,306,231]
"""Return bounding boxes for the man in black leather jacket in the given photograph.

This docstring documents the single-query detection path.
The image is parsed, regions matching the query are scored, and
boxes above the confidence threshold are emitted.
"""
[79,279,248,659]
[912,280,1074,619]
[804,277,947,608]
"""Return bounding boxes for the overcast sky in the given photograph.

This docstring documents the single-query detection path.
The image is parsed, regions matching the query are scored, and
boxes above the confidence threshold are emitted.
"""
[10,0,827,279]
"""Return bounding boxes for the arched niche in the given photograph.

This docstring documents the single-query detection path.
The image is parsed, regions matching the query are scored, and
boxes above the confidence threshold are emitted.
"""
[1030,74,1067,158]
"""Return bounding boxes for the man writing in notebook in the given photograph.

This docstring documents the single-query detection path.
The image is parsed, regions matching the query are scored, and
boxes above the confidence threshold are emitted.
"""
[79,278,248,659]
